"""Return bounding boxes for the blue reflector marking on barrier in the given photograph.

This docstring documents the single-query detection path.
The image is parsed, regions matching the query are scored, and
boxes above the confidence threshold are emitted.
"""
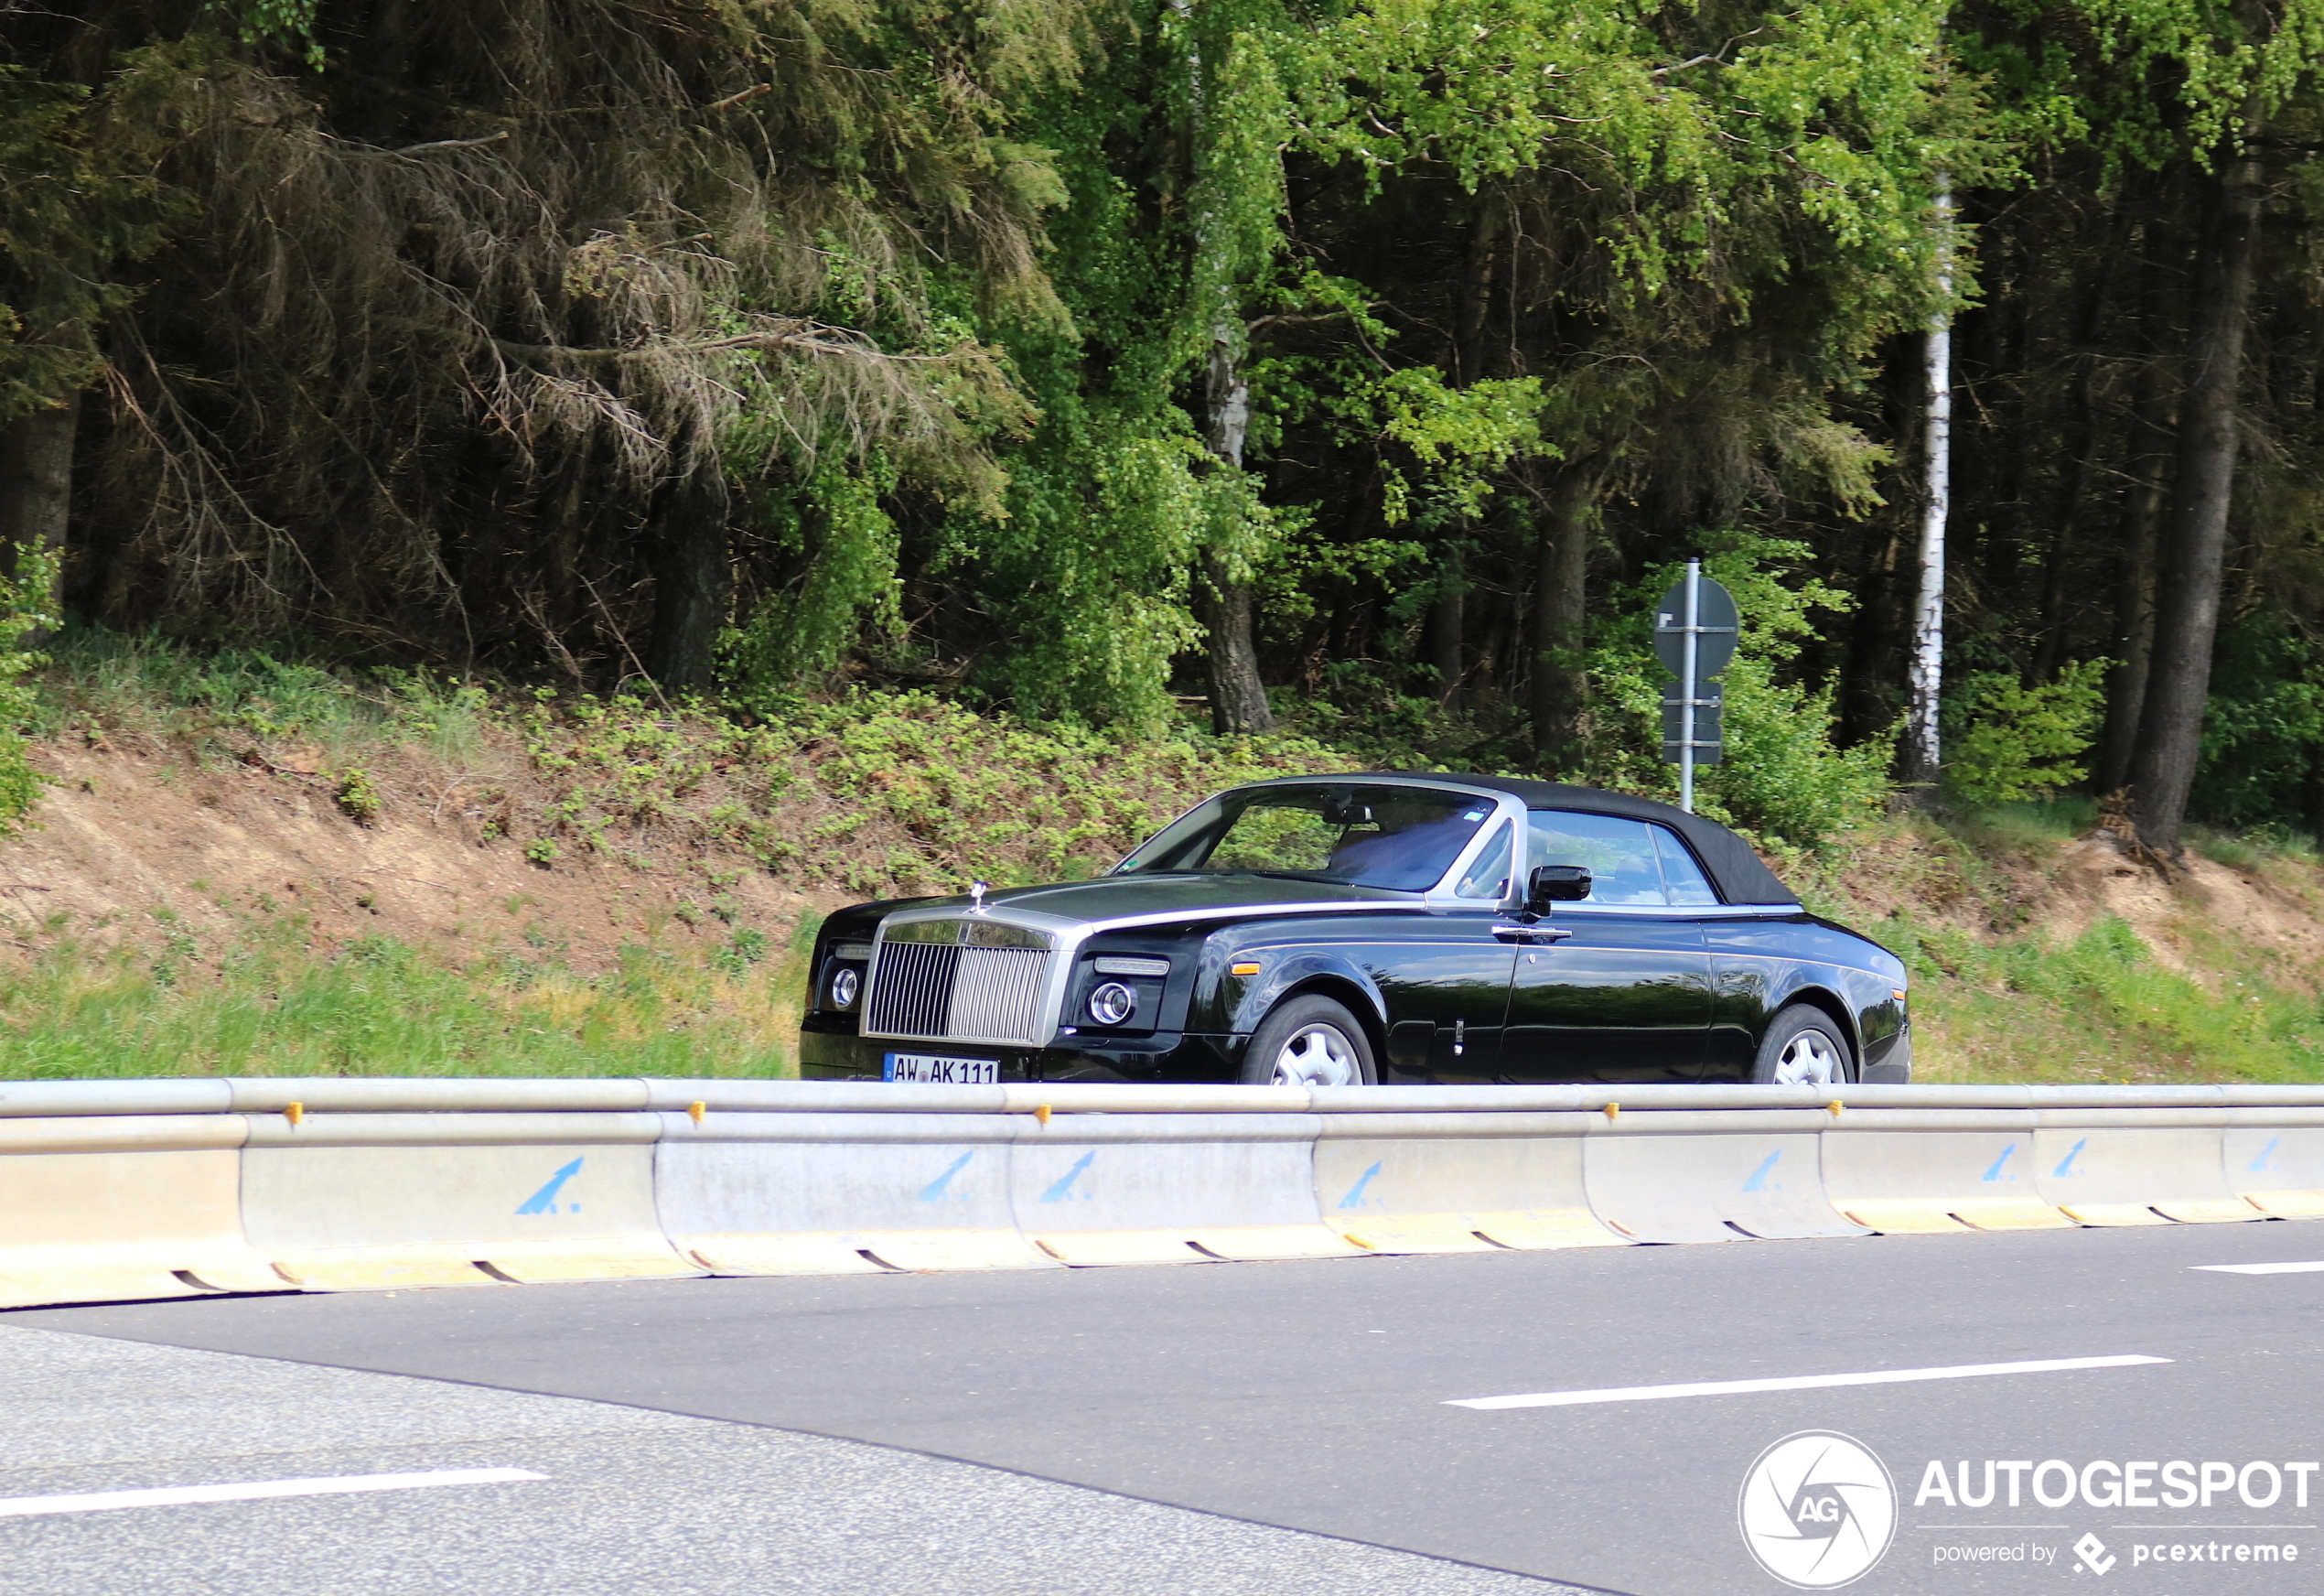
[1982,1145,2017,1182]
[1039,1151,1095,1203]
[2053,1138,2086,1179]
[2251,1136,2280,1173]
[516,1158,583,1215]
[1742,1150,1781,1193]
[1338,1161,1383,1210]
[918,1151,974,1202]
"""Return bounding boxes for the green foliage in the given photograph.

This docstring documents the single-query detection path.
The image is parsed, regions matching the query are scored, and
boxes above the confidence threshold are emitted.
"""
[1946,660,2111,805]
[2192,615,2324,831]
[1328,369,1555,526]
[1585,535,1894,848]
[332,768,381,825]
[0,67,175,422]
[715,928,770,975]
[0,550,53,837]
[215,1,325,67]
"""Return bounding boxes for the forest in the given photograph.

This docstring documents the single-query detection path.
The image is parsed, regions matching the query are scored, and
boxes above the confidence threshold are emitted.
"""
[5,0,2324,857]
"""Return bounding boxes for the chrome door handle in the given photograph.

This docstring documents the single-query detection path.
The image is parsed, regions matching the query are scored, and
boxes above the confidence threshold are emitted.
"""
[1493,923,1573,944]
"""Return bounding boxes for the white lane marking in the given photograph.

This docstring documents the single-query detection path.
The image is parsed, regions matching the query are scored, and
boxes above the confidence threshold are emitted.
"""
[2192,1261,2324,1275]
[1446,1354,2172,1410]
[0,1467,547,1519]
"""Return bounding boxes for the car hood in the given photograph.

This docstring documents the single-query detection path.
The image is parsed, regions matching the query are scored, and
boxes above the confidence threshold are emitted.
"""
[908,872,1404,929]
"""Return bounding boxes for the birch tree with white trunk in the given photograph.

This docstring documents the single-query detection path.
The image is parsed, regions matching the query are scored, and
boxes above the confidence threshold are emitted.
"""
[1904,177,1954,798]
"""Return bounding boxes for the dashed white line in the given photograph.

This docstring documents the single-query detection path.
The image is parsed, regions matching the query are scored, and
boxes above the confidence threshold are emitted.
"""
[2191,1261,2324,1275]
[0,1467,547,1518]
[1446,1354,2172,1410]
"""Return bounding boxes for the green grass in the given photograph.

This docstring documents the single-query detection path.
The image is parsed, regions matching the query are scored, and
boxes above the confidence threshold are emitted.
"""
[0,917,813,1080]
[1875,911,2324,1085]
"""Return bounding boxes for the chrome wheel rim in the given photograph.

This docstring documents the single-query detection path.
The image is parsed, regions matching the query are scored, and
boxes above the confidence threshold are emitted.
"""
[1271,1023,1361,1088]
[1772,1027,1845,1088]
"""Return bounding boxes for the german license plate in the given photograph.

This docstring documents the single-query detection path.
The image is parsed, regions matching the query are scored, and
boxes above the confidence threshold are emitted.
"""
[883,1051,1000,1084]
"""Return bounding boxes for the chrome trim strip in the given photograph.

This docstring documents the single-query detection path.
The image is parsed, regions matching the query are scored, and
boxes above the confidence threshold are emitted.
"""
[1071,900,1426,936]
[1548,901,1803,918]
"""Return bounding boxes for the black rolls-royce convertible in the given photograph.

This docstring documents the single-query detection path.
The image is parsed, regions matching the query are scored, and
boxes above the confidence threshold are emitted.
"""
[799,773,1910,1089]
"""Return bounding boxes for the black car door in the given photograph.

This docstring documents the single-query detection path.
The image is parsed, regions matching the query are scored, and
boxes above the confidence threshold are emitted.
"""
[1367,815,1519,1082]
[1496,811,1716,1083]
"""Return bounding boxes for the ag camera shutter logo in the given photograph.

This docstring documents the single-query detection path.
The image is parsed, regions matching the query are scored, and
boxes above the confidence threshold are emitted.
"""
[1738,1430,1898,1588]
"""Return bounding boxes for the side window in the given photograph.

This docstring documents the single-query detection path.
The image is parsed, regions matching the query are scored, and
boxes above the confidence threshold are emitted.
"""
[1453,822,1512,900]
[1652,825,1720,905]
[1527,813,1665,905]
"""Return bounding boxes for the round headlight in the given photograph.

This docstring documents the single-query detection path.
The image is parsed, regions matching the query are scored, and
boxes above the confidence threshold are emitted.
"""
[829,965,861,1008]
[1087,981,1136,1027]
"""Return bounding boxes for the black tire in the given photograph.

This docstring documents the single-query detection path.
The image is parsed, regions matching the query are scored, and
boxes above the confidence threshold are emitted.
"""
[1239,994,1379,1087]
[1750,1003,1855,1087]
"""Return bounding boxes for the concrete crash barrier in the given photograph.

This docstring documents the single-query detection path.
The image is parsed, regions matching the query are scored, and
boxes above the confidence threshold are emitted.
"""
[1582,1110,1870,1243]
[2028,1111,2257,1225]
[0,1116,281,1307]
[1009,1113,1361,1266]
[1820,1111,2072,1233]
[656,1112,1051,1276]
[240,1113,695,1289]
[1312,1113,1625,1253]
[7,1080,2324,1310]
[2222,1111,2324,1217]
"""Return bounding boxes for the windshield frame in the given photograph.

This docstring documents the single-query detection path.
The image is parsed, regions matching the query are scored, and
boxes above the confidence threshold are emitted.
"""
[1112,778,1528,903]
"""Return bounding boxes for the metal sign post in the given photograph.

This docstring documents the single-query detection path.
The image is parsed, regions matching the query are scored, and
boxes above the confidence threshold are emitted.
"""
[1654,560,1739,813]
[1681,562,1699,812]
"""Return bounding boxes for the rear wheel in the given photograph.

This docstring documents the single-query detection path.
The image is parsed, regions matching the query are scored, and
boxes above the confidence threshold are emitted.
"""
[1240,995,1378,1087]
[1750,1003,1854,1087]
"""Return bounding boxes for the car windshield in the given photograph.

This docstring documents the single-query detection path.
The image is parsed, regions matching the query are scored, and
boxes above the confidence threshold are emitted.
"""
[1115,784,1495,891]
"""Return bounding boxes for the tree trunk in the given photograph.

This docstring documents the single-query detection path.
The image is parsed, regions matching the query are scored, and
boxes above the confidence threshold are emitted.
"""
[1198,336,1275,734]
[1528,465,1592,771]
[0,395,78,633]
[1429,541,1465,706]
[2094,368,2174,797]
[2028,247,2120,685]
[1835,334,1923,747]
[1902,179,1954,797]
[642,445,731,693]
[2127,146,2265,856]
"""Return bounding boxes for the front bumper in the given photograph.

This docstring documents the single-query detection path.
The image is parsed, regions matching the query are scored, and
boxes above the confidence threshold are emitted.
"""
[798,1024,1243,1084]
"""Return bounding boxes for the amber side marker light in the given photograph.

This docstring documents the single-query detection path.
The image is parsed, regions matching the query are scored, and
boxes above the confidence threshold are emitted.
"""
[1231,961,1262,976]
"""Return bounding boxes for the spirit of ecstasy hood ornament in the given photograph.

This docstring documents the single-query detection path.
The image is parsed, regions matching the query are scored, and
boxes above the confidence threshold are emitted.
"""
[968,880,989,913]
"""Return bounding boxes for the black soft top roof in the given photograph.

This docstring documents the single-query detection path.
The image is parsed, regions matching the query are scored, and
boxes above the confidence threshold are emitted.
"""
[1245,771,1797,905]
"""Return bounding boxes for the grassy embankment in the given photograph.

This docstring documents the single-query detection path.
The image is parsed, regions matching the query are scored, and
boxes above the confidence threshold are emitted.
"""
[0,628,2317,1084]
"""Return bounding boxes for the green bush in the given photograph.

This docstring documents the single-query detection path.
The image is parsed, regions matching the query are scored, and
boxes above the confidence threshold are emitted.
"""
[0,551,56,836]
[1947,659,2109,804]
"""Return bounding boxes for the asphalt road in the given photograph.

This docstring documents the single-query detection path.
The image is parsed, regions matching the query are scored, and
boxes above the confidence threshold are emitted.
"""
[12,1215,2324,1595]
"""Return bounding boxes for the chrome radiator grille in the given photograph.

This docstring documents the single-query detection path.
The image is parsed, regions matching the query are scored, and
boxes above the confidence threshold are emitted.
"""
[863,942,958,1039]
[864,938,1053,1046]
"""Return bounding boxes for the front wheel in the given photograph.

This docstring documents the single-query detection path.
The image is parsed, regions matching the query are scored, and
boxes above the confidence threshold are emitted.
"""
[1750,1003,1854,1087]
[1239,995,1378,1087]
